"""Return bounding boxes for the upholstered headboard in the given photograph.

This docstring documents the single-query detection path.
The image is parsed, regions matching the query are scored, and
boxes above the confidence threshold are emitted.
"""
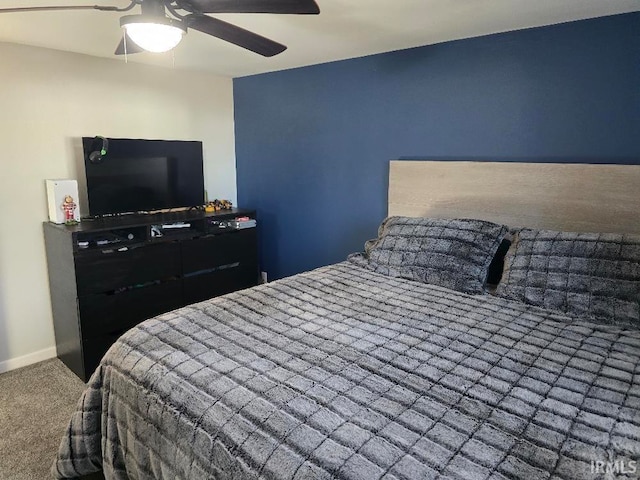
[389,161,640,234]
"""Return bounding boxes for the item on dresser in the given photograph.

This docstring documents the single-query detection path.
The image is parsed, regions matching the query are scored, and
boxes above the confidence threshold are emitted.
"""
[232,217,257,229]
[81,137,205,217]
[45,179,80,225]
[205,199,234,212]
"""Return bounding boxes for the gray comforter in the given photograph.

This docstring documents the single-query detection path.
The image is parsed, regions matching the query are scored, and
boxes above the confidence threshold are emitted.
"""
[54,262,640,480]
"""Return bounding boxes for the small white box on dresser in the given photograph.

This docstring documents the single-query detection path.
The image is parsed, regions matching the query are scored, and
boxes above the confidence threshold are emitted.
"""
[46,179,80,224]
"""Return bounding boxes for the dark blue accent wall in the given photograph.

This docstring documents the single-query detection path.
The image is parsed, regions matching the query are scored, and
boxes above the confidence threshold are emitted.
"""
[234,13,640,280]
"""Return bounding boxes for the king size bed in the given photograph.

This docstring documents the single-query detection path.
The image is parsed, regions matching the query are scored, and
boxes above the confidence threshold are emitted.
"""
[54,161,640,480]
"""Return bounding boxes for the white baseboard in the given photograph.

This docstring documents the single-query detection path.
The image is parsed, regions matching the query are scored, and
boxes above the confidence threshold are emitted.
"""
[0,346,57,374]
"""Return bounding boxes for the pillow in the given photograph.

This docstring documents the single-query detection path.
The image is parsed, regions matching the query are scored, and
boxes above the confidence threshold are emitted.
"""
[496,228,640,327]
[351,217,509,294]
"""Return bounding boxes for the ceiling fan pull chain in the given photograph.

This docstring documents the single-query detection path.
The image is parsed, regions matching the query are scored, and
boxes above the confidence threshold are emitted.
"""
[123,30,128,63]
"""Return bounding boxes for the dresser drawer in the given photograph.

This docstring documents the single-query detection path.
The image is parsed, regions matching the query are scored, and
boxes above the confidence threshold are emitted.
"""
[75,242,181,295]
[183,264,258,305]
[79,279,183,338]
[182,229,257,274]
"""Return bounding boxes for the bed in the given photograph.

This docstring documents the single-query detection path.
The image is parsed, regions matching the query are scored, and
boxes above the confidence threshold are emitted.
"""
[54,161,640,480]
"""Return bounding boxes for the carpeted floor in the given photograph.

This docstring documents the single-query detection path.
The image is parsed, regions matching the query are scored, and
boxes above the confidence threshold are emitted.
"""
[0,358,86,480]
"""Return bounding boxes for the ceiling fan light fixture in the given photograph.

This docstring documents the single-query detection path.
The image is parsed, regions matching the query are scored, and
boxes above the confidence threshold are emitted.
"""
[120,15,186,53]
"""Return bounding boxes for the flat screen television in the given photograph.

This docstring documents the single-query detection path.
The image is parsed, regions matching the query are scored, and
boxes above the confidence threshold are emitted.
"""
[82,137,204,216]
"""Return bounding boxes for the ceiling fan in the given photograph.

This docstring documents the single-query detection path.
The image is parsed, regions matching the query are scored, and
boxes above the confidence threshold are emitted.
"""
[0,0,320,56]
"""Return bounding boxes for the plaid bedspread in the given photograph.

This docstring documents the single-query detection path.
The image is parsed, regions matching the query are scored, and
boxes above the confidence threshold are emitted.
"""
[53,262,640,480]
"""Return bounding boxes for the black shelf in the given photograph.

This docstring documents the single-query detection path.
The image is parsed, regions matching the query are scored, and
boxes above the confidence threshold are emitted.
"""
[43,208,258,381]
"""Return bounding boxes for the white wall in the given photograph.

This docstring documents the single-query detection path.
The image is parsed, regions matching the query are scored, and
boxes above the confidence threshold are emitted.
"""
[0,42,236,371]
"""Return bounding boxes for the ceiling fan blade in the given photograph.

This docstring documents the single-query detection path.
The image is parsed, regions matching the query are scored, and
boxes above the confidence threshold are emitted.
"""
[114,34,145,55]
[179,0,319,14]
[0,3,134,14]
[0,5,97,13]
[186,14,286,57]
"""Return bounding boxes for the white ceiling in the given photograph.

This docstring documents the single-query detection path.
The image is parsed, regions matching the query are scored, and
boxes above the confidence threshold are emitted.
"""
[0,0,638,78]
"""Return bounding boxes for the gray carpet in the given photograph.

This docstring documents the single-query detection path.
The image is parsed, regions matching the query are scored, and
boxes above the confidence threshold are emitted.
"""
[0,358,85,480]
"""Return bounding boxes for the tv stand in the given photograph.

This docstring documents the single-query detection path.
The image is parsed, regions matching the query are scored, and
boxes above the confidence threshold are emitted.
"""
[43,208,258,381]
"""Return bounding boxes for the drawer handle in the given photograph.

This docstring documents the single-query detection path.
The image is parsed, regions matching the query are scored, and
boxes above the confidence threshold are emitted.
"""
[101,246,135,254]
[106,278,178,295]
[184,262,240,278]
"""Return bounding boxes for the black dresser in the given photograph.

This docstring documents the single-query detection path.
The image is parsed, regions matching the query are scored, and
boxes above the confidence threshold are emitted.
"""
[43,209,258,381]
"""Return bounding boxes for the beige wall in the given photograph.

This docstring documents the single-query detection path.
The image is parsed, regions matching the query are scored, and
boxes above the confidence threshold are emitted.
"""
[0,42,236,371]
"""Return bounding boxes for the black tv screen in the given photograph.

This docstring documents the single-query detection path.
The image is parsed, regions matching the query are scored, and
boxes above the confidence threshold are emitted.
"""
[82,137,204,216]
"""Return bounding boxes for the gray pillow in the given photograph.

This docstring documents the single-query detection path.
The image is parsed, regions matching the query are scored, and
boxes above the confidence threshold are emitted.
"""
[350,217,508,294]
[496,228,640,327]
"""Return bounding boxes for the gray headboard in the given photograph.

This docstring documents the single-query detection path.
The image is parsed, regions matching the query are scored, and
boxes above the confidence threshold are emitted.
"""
[389,160,640,234]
